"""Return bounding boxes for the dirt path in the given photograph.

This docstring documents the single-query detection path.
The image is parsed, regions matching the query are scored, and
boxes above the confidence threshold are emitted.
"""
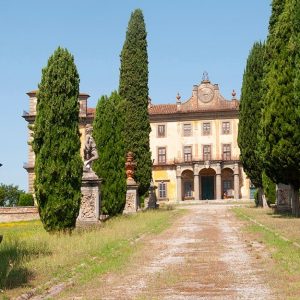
[60,204,272,299]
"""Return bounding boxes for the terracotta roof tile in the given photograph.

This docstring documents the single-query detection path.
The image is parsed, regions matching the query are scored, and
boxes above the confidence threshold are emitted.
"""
[148,100,239,115]
[148,104,177,115]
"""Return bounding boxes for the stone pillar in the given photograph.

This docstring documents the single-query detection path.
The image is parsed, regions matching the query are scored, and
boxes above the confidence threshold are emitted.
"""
[123,182,140,214]
[276,183,292,212]
[123,152,140,214]
[176,166,182,202]
[193,164,199,200]
[77,170,101,224]
[234,163,239,200]
[146,181,158,209]
[216,163,222,200]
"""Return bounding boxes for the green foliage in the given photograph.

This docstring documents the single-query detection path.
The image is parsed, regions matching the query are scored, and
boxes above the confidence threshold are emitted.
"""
[17,193,34,206]
[32,47,83,232]
[119,9,152,197]
[262,172,276,205]
[260,0,300,189]
[0,184,24,207]
[238,41,266,188]
[93,92,127,216]
[254,189,259,207]
[268,0,286,33]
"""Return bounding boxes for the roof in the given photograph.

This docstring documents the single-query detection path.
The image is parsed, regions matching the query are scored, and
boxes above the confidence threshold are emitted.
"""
[148,104,177,115]
[148,100,239,115]
[26,90,90,98]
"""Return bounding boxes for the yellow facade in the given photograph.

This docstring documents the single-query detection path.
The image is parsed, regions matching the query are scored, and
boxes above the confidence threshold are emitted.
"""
[24,76,250,202]
[149,77,250,202]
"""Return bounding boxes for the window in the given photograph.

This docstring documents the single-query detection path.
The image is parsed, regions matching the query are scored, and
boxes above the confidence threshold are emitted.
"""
[203,145,211,161]
[158,147,166,164]
[158,182,167,198]
[157,124,166,137]
[222,121,231,134]
[183,123,192,136]
[222,144,231,160]
[184,146,192,162]
[202,122,211,135]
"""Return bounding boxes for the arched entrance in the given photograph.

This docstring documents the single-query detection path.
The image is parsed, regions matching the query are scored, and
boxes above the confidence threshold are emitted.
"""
[181,170,194,200]
[221,168,234,198]
[200,168,216,200]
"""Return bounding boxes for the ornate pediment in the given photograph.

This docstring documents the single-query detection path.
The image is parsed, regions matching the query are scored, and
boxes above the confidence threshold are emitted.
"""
[148,73,239,117]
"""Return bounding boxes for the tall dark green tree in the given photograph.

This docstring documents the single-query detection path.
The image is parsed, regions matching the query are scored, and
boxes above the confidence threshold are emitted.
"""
[261,0,300,216]
[119,9,152,197]
[268,0,286,33]
[32,47,83,231]
[93,92,127,215]
[238,42,265,191]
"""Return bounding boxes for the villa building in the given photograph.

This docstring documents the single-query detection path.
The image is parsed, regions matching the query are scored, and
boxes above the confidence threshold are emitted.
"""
[23,74,250,201]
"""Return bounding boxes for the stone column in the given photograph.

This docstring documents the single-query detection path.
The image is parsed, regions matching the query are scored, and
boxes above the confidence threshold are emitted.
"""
[234,163,239,200]
[146,181,158,209]
[176,166,182,202]
[123,182,140,214]
[216,163,222,200]
[276,183,292,213]
[77,170,101,224]
[193,164,200,200]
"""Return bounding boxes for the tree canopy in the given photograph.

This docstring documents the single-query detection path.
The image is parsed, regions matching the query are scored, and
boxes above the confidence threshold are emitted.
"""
[119,9,152,197]
[238,41,266,188]
[32,47,83,232]
[93,92,127,216]
[0,184,24,207]
[261,0,300,215]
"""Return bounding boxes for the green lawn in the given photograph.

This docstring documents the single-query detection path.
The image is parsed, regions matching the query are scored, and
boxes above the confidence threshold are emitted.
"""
[0,209,185,299]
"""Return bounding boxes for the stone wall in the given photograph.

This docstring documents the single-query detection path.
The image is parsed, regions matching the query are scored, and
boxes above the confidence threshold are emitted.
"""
[0,207,39,223]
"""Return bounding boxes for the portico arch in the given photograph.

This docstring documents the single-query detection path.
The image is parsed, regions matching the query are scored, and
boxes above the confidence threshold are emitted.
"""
[199,168,216,200]
[181,170,194,200]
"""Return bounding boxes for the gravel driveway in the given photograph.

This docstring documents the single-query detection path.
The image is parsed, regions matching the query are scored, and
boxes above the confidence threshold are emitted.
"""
[60,204,272,300]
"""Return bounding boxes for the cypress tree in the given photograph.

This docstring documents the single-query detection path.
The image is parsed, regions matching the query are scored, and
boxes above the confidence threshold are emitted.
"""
[238,42,265,190]
[119,9,152,197]
[93,92,127,216]
[268,0,286,33]
[32,47,83,232]
[261,0,300,216]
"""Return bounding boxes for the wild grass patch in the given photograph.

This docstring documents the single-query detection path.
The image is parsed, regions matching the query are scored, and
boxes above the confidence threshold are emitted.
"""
[0,209,184,299]
[232,206,300,298]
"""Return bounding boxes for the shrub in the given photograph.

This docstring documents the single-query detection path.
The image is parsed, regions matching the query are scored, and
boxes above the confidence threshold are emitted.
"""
[17,193,34,206]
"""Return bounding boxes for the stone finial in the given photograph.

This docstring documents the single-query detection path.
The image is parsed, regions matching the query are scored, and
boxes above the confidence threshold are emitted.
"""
[176,92,181,104]
[125,152,137,184]
[232,89,237,99]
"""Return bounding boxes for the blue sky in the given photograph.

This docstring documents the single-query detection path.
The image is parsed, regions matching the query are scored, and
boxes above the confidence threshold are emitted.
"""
[0,0,271,191]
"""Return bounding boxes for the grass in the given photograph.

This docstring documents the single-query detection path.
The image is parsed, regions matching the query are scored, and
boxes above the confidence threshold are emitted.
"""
[0,209,185,299]
[233,206,300,299]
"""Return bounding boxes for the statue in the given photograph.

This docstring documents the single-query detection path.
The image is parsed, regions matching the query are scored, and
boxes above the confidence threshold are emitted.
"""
[84,125,99,171]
